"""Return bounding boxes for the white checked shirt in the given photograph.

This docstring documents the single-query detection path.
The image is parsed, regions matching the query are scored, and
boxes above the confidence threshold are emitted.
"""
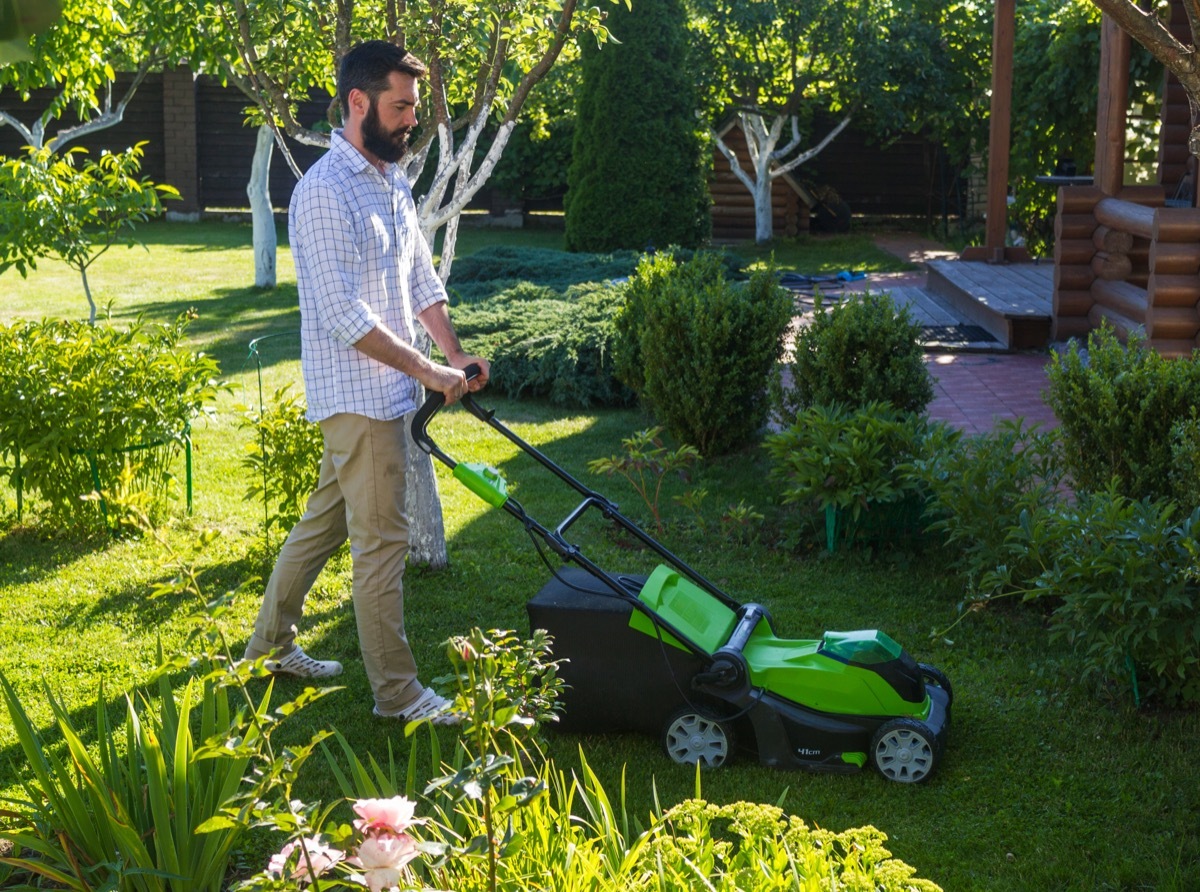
[289,129,447,422]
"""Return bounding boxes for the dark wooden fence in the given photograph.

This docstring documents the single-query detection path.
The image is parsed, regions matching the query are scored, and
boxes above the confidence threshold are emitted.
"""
[1,68,954,225]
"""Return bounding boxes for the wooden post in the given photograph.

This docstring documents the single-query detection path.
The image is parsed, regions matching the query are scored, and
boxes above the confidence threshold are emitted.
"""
[982,0,1015,262]
[1094,15,1131,197]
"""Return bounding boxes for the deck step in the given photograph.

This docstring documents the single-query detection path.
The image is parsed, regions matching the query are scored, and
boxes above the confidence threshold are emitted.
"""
[925,259,1054,350]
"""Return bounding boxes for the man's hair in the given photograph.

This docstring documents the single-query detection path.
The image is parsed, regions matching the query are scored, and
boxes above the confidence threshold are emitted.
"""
[337,40,427,117]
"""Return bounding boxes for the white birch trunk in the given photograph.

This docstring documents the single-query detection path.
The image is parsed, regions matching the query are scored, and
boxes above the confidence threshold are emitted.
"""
[248,124,277,288]
[404,327,449,570]
[754,175,775,244]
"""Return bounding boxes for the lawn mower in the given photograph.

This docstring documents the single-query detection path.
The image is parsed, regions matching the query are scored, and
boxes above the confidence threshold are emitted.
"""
[412,371,952,783]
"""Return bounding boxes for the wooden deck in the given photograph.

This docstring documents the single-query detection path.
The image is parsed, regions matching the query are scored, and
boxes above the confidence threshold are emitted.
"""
[925,259,1054,350]
[788,260,1055,352]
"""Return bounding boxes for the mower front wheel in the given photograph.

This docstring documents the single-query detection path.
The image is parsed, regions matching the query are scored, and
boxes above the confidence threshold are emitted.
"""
[663,707,735,769]
[870,718,939,783]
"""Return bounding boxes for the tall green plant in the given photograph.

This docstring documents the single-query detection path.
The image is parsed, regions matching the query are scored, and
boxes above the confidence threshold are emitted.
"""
[240,385,324,542]
[564,0,710,252]
[0,143,178,324]
[587,426,700,536]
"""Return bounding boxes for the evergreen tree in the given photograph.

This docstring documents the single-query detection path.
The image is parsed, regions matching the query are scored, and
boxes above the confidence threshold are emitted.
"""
[564,0,710,252]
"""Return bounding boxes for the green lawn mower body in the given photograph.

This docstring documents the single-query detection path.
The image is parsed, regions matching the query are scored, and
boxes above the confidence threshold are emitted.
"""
[413,375,952,783]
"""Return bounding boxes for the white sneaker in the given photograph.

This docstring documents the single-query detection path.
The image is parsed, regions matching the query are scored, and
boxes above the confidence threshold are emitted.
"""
[264,646,343,678]
[374,688,463,726]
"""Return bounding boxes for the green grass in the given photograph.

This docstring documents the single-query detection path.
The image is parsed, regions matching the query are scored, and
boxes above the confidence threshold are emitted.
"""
[1,221,1198,891]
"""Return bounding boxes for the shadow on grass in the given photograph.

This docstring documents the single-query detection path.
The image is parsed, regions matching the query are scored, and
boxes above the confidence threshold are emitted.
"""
[102,286,302,377]
[0,523,113,586]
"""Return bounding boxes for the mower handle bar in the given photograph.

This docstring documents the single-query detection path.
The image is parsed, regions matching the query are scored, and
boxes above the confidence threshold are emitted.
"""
[411,362,487,464]
[409,365,747,620]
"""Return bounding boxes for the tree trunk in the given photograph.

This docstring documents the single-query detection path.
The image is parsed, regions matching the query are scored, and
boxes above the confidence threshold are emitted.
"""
[247,124,278,289]
[404,328,449,569]
[754,176,775,244]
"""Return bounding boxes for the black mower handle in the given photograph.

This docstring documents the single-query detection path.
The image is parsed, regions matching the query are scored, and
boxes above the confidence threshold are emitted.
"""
[411,362,484,461]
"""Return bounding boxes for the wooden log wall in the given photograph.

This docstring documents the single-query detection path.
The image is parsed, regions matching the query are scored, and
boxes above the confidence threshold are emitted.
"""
[1055,184,1200,356]
[1052,186,1101,340]
[1158,0,1192,196]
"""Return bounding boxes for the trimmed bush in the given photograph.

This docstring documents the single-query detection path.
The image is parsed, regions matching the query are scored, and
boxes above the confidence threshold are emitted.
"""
[452,280,635,408]
[1046,325,1200,500]
[778,290,932,419]
[564,0,710,252]
[616,252,793,455]
[0,313,221,524]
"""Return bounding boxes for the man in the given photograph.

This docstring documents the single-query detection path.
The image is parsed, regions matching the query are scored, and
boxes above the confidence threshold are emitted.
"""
[243,40,489,725]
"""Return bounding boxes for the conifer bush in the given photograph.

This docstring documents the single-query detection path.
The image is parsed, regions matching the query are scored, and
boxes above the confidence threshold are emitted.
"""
[563,0,710,252]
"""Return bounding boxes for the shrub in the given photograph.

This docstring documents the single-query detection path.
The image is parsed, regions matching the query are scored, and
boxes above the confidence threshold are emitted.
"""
[1045,325,1200,500]
[635,800,942,892]
[564,0,710,252]
[777,290,933,419]
[239,385,324,541]
[452,281,636,408]
[0,313,222,525]
[1169,413,1200,509]
[917,418,1065,586]
[988,487,1200,707]
[765,402,958,549]
[617,252,793,456]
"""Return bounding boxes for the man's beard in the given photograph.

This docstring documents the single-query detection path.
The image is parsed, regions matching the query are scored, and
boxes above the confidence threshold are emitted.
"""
[362,100,411,164]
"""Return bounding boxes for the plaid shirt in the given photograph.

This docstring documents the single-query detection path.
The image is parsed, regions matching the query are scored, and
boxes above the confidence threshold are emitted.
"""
[290,130,446,422]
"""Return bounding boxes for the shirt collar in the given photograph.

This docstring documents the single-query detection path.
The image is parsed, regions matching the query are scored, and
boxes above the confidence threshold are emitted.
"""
[330,129,393,178]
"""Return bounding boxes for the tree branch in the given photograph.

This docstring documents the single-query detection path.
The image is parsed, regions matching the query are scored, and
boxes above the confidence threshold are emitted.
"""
[770,113,852,178]
[1090,0,1197,77]
[46,59,156,151]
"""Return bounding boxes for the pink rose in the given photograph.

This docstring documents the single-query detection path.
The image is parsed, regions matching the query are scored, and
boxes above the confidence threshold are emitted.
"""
[354,833,420,892]
[352,796,424,837]
[266,837,343,882]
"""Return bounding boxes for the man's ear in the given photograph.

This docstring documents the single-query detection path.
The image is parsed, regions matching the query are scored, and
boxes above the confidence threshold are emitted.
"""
[347,87,369,119]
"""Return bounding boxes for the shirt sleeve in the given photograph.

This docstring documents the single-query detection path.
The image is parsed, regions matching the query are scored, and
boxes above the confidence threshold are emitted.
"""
[293,178,380,346]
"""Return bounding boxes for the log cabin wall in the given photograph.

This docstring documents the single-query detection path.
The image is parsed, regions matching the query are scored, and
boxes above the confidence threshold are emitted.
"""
[1158,0,1192,197]
[1053,183,1200,356]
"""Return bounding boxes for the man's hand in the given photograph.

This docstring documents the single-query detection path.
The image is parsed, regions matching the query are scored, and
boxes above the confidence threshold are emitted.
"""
[450,355,490,393]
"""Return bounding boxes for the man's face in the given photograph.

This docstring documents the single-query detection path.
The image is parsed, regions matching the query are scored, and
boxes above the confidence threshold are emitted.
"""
[360,71,419,164]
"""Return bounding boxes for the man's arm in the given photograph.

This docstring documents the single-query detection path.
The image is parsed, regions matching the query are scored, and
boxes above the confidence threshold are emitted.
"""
[353,322,471,404]
[416,302,491,392]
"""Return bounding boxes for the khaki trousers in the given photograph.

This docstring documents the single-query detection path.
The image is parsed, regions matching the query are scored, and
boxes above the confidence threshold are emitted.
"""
[245,412,421,714]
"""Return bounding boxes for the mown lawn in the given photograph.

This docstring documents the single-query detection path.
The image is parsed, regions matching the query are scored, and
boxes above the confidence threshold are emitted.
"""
[0,220,1197,891]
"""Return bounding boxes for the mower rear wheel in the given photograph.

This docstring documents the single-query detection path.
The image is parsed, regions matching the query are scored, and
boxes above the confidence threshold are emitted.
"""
[870,718,939,783]
[663,707,735,769]
[918,662,953,705]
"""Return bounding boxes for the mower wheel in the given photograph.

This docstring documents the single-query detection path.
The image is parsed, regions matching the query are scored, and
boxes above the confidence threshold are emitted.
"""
[870,718,939,783]
[663,707,735,769]
[918,662,953,705]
